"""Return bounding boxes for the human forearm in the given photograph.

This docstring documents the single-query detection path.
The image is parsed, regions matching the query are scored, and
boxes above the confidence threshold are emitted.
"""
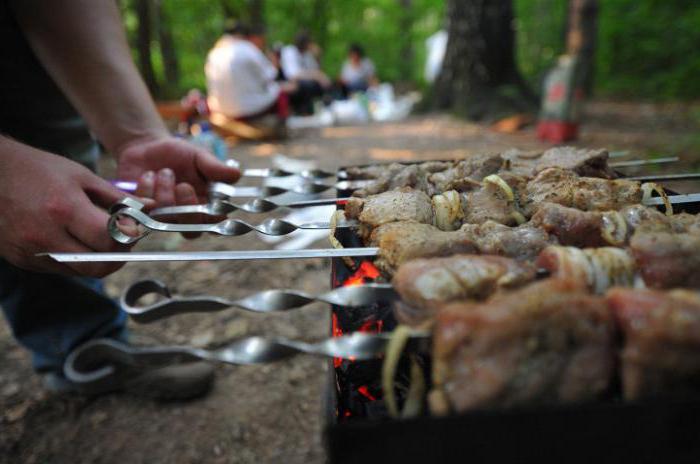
[9,0,168,155]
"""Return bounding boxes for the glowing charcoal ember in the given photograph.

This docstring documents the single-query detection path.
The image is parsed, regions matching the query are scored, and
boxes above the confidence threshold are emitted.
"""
[343,261,381,287]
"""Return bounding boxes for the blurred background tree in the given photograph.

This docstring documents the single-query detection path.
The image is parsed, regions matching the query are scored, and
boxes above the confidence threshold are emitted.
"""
[119,0,700,104]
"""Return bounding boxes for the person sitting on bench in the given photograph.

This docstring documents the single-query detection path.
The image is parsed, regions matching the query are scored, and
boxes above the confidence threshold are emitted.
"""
[205,22,291,127]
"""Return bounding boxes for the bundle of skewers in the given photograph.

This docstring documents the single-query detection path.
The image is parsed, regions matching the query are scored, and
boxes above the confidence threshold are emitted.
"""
[53,147,700,416]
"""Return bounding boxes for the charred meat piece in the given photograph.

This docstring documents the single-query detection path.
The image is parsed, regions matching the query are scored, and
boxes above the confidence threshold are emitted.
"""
[607,288,700,400]
[461,174,528,226]
[531,203,608,248]
[461,221,554,262]
[428,153,505,192]
[504,147,616,179]
[351,164,432,197]
[351,162,452,197]
[531,203,691,249]
[344,161,451,180]
[432,279,615,413]
[392,255,536,326]
[531,203,633,247]
[369,222,478,275]
[630,230,700,289]
[345,188,434,238]
[536,246,636,294]
[523,168,642,216]
[370,220,552,276]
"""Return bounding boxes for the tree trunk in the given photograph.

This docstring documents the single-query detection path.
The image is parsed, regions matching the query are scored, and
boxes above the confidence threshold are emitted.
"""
[135,0,159,96]
[566,0,598,96]
[432,0,535,120]
[248,0,264,28]
[219,0,245,21]
[397,0,414,82]
[156,0,179,95]
[310,0,329,50]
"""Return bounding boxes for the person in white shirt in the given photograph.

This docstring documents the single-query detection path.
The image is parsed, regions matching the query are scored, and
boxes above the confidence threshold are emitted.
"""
[339,43,378,96]
[280,32,331,115]
[205,23,284,120]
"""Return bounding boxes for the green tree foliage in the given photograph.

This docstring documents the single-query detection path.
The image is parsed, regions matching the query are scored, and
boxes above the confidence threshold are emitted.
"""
[122,0,700,101]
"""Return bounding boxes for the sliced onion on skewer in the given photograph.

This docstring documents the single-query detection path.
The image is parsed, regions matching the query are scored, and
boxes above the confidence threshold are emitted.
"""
[642,182,673,216]
[382,325,412,418]
[537,246,636,294]
[432,190,463,231]
[483,174,514,201]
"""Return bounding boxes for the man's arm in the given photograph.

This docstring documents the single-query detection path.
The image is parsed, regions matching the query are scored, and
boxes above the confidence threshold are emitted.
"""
[9,0,166,153]
[9,0,239,198]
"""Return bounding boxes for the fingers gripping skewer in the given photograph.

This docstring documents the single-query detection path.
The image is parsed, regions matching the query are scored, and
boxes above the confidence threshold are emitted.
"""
[64,334,430,391]
[108,198,357,244]
[122,279,397,323]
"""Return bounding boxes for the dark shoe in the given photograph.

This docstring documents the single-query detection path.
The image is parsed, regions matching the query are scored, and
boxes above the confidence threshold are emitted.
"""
[45,361,215,401]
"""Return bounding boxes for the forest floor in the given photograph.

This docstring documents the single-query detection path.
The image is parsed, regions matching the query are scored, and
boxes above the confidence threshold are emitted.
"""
[1,100,699,464]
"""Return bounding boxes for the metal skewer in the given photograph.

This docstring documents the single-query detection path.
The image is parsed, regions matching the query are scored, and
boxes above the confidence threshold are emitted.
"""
[626,173,700,182]
[45,248,380,263]
[609,156,679,168]
[122,279,396,323]
[208,180,372,199]
[151,196,350,217]
[108,198,357,244]
[64,334,430,391]
[241,167,340,179]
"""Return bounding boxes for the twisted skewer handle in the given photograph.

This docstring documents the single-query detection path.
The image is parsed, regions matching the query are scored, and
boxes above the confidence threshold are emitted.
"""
[150,196,350,217]
[108,198,355,244]
[64,334,430,391]
[122,279,397,323]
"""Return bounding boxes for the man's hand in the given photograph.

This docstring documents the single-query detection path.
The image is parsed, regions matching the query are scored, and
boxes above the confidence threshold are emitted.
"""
[0,138,128,277]
[115,135,240,207]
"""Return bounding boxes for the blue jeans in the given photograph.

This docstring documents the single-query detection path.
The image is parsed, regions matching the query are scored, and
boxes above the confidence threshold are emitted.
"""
[0,259,127,374]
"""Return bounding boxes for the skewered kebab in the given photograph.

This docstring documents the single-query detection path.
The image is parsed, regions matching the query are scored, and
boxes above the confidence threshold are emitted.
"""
[345,168,667,236]
[346,147,679,197]
[367,221,552,275]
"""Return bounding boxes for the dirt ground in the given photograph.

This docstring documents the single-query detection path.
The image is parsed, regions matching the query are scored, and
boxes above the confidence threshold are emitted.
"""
[1,101,699,464]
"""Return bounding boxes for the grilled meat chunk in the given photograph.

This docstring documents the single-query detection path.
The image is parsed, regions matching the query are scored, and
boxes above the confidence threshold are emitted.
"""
[432,279,615,412]
[351,162,452,197]
[461,174,528,226]
[428,153,505,192]
[531,203,609,247]
[531,203,692,249]
[607,288,700,400]
[536,246,636,294]
[345,188,433,238]
[504,147,616,179]
[523,168,642,216]
[630,230,700,289]
[344,161,451,180]
[370,222,478,275]
[461,221,554,262]
[351,164,433,197]
[392,255,536,326]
